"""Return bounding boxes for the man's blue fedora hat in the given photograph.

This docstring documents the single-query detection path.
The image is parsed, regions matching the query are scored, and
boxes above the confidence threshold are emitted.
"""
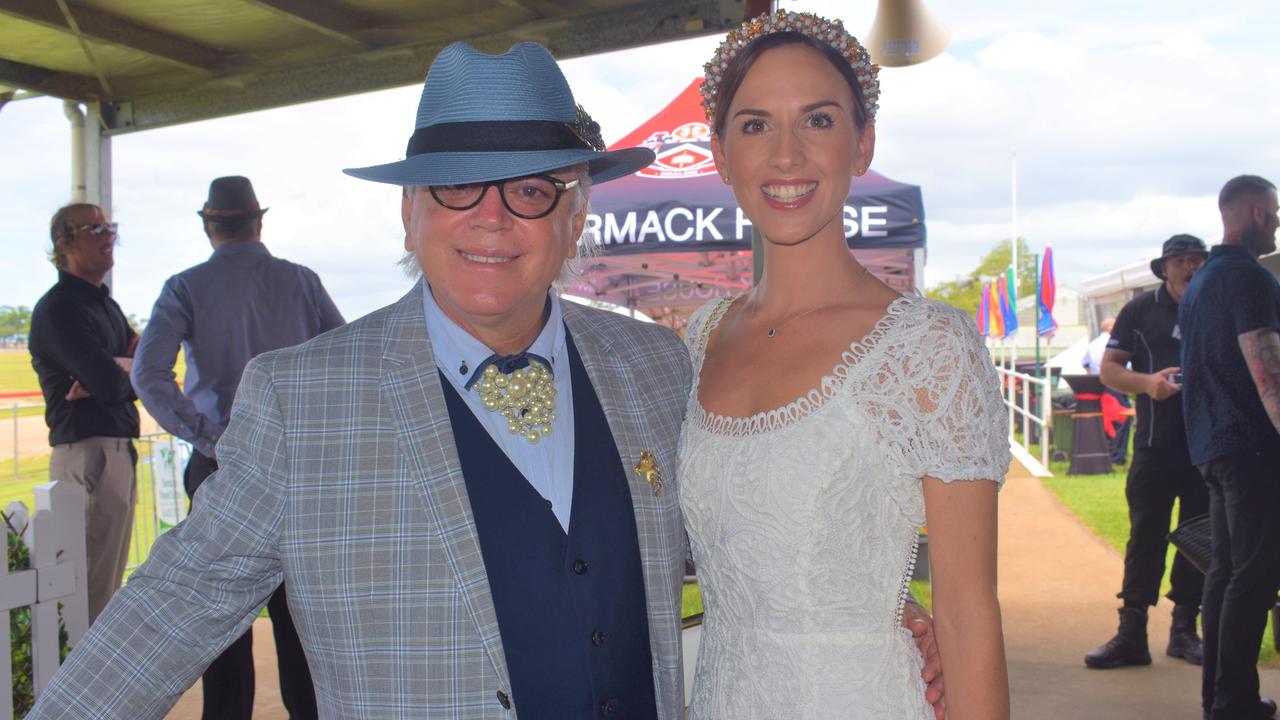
[344,42,655,187]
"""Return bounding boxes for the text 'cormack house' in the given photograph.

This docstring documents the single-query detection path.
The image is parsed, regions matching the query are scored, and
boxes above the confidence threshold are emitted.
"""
[585,205,889,245]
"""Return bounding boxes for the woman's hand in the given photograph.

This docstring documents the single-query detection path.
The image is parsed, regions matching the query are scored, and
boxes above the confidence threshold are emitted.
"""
[903,600,946,719]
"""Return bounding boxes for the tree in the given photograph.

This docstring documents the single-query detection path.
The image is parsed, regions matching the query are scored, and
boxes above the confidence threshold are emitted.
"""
[0,305,32,338]
[926,238,1038,318]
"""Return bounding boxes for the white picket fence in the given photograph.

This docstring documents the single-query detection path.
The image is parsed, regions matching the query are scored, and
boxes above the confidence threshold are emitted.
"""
[0,480,88,720]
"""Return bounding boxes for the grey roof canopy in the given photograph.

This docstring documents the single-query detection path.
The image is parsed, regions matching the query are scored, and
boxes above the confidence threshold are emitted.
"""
[0,0,754,133]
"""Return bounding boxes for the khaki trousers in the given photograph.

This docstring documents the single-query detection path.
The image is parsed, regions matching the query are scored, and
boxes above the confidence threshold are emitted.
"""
[50,437,137,624]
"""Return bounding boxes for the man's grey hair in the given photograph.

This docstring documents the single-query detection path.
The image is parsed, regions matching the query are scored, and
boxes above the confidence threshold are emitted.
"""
[396,164,598,284]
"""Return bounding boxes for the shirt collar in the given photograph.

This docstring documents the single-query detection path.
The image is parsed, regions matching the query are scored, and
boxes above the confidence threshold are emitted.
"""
[1155,283,1178,308]
[57,270,109,299]
[421,283,565,384]
[210,240,271,259]
[1208,244,1258,262]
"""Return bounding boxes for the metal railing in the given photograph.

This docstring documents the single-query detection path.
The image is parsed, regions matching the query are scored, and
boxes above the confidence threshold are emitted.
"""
[3,396,189,573]
[128,432,191,573]
[6,400,42,479]
[991,349,1053,471]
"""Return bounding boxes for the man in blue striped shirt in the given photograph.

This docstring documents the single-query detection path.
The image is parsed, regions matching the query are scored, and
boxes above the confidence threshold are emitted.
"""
[131,176,344,720]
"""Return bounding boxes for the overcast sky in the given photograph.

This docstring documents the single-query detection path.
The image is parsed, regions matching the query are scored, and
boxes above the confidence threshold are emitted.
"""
[1,0,1276,322]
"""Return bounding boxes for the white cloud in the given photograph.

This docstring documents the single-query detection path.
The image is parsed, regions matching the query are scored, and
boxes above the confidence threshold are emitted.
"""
[976,32,1083,75]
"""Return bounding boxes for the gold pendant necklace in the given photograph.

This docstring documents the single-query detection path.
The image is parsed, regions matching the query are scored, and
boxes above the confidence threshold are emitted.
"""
[476,362,557,444]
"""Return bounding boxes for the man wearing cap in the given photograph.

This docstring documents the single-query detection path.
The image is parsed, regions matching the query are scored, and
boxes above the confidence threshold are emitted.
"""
[1180,175,1280,720]
[1084,234,1209,671]
[30,42,941,720]
[131,176,343,719]
[29,203,139,624]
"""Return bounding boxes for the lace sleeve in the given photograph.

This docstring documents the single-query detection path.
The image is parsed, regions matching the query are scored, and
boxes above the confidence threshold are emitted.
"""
[901,302,1011,487]
[684,297,734,370]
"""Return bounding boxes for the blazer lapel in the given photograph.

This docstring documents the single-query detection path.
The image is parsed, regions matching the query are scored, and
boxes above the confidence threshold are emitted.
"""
[378,283,510,690]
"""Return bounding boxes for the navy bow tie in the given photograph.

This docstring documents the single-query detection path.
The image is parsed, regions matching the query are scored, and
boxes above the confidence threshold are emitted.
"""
[463,352,553,390]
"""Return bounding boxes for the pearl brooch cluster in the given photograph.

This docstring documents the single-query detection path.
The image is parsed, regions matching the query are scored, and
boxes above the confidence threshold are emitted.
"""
[700,10,881,126]
[477,362,557,444]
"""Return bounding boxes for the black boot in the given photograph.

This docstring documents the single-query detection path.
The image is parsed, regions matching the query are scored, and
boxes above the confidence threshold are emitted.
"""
[1167,604,1203,665]
[1085,607,1152,669]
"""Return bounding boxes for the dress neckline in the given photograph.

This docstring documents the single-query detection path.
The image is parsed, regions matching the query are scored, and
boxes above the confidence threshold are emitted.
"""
[691,294,916,437]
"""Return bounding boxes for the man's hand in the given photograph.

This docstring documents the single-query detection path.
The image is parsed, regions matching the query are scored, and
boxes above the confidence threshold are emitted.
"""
[112,356,133,375]
[903,600,945,720]
[1146,366,1182,401]
[65,380,91,401]
[126,333,140,357]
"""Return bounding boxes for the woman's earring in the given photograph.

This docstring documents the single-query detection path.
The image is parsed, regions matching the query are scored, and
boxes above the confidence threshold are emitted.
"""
[721,175,731,185]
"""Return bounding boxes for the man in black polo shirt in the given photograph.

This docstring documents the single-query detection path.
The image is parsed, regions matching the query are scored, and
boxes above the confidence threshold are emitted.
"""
[29,202,140,624]
[1180,174,1280,720]
[1085,234,1210,671]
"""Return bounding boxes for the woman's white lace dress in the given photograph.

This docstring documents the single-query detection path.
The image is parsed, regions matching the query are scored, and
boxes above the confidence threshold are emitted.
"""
[678,294,1010,719]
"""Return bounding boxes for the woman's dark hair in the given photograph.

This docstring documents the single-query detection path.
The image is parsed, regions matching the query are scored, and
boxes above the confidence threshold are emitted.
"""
[711,31,869,136]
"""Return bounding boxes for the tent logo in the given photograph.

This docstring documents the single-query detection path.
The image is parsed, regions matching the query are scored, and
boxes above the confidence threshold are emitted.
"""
[637,121,715,179]
[642,141,715,179]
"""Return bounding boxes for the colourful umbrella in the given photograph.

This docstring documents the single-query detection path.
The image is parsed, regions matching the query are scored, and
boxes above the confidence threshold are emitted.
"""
[989,281,1006,339]
[999,270,1019,337]
[1037,246,1058,338]
[976,282,991,336]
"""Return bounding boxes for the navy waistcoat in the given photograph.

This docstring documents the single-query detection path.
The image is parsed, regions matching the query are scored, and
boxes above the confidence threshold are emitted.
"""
[440,334,657,719]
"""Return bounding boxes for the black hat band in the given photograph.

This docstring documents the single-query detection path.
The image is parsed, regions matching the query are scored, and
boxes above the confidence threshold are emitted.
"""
[406,120,591,158]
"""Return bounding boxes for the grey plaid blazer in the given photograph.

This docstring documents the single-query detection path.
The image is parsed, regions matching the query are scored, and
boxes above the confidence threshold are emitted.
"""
[29,284,693,719]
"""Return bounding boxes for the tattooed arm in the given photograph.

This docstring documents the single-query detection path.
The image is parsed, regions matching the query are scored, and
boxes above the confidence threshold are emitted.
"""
[1238,327,1280,435]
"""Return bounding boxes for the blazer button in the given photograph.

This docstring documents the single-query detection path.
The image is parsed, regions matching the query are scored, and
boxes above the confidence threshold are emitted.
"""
[496,690,511,709]
[572,559,588,574]
[601,698,620,715]
[591,629,605,646]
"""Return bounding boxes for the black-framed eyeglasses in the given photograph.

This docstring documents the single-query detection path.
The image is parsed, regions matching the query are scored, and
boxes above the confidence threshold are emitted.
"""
[429,175,580,220]
[69,222,118,237]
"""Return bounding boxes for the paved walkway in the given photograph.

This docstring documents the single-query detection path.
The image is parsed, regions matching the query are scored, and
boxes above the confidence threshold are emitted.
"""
[165,459,1279,718]
[1001,458,1278,719]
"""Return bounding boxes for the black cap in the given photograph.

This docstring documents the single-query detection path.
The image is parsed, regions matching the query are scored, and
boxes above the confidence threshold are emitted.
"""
[1150,234,1208,280]
[197,176,268,219]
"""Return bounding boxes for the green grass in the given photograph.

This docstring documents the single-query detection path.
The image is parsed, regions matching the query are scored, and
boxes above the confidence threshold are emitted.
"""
[1042,459,1277,668]
[0,350,39,395]
[0,455,54,510]
[682,582,703,619]
[909,579,932,612]
[0,347,187,396]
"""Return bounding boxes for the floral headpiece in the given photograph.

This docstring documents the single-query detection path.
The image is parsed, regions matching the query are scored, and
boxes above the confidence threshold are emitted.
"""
[701,10,880,127]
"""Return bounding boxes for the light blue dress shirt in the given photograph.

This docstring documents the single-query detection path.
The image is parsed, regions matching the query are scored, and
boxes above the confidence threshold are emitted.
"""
[132,241,344,457]
[423,284,576,530]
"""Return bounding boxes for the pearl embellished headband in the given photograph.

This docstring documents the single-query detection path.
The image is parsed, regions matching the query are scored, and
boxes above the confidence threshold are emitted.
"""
[700,10,881,127]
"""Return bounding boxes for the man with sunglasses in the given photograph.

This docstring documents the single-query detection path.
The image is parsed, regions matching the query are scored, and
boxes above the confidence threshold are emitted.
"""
[29,202,139,625]
[30,41,942,720]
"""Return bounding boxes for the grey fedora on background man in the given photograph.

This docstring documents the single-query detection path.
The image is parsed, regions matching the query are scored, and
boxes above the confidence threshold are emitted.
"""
[343,41,654,187]
[197,175,269,219]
